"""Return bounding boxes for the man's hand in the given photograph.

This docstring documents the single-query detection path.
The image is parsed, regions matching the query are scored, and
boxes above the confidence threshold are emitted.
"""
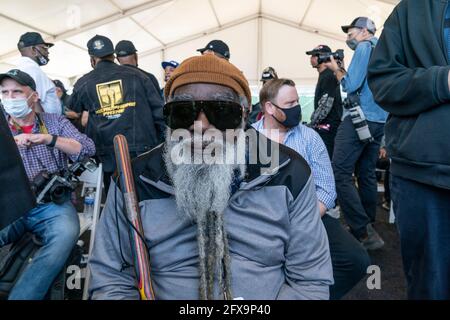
[318,201,327,217]
[14,133,51,148]
[379,147,387,159]
[65,110,80,120]
[324,56,341,72]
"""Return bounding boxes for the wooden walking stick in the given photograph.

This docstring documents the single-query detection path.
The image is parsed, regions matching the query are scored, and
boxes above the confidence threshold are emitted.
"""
[113,134,155,300]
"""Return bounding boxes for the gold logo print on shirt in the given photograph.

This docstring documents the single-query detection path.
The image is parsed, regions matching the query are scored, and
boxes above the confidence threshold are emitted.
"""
[95,80,136,119]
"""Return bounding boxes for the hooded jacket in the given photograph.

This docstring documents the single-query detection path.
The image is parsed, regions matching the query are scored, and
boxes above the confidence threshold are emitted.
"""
[368,0,450,189]
[88,129,333,300]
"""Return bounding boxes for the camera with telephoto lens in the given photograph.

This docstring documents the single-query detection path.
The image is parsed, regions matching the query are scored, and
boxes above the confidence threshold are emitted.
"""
[343,95,374,143]
[318,49,345,64]
[30,158,97,205]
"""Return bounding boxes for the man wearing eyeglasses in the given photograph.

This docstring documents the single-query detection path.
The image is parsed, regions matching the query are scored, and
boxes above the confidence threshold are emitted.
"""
[323,17,388,251]
[89,54,333,300]
[16,32,62,115]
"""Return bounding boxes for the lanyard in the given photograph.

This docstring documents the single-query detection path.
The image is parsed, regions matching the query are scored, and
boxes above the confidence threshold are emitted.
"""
[10,114,48,135]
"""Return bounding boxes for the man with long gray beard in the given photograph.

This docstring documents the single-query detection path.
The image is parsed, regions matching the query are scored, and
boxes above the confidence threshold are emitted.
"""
[88,54,333,300]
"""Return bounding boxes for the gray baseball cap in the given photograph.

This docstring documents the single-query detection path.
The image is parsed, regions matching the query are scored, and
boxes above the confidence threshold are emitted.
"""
[341,17,376,34]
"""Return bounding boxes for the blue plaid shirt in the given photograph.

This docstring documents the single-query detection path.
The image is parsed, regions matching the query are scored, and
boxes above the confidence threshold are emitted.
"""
[7,113,96,181]
[253,118,337,210]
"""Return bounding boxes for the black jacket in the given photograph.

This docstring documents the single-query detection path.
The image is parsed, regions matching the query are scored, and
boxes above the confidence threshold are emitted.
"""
[368,0,450,189]
[0,113,35,229]
[122,64,161,94]
[313,68,343,129]
[71,61,165,172]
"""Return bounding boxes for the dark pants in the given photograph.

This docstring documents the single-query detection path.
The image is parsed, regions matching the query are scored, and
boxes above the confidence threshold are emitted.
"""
[316,125,339,160]
[322,215,371,300]
[391,175,450,300]
[332,116,384,239]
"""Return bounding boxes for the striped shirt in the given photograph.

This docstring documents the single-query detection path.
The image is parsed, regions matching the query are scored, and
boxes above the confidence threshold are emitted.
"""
[253,118,337,212]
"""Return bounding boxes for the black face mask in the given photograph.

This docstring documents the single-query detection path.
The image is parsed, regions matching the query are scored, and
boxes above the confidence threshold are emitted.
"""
[34,47,49,66]
[271,102,302,128]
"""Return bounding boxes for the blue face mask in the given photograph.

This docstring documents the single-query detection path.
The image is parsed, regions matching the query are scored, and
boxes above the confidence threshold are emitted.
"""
[271,102,302,128]
[2,94,33,118]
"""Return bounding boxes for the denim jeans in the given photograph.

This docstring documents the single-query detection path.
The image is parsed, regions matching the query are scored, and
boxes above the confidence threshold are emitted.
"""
[391,175,450,300]
[0,201,79,300]
[332,116,385,238]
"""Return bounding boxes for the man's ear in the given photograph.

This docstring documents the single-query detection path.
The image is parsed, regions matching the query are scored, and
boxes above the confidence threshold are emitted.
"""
[90,56,97,69]
[30,91,40,104]
[264,101,275,115]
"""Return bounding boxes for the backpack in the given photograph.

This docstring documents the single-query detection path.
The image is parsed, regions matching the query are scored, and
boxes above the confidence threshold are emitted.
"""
[0,233,83,300]
[0,233,42,299]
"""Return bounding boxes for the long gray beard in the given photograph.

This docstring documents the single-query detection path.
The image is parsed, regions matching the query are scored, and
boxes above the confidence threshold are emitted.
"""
[164,136,244,300]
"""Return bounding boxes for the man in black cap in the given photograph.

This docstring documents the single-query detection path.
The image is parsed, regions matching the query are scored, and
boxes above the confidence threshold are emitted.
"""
[197,40,231,60]
[248,67,279,124]
[115,40,161,94]
[71,35,166,190]
[306,45,343,158]
[16,32,61,115]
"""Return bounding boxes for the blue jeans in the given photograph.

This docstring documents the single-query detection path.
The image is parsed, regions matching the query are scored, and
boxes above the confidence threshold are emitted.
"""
[332,116,385,238]
[391,175,450,300]
[0,201,79,300]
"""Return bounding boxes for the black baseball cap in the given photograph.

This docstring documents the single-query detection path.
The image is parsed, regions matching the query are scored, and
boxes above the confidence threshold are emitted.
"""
[306,45,332,56]
[17,32,54,50]
[87,35,115,58]
[197,40,230,59]
[341,17,377,34]
[115,40,137,57]
[0,69,37,91]
[260,67,278,82]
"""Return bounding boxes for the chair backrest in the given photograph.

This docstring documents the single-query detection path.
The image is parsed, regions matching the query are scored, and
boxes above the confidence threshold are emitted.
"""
[78,164,103,300]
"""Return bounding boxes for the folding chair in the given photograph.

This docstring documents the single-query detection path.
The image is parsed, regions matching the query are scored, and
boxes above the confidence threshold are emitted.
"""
[75,164,103,300]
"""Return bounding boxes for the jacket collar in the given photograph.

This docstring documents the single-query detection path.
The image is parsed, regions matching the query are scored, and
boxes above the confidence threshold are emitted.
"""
[95,60,116,70]
[138,128,291,194]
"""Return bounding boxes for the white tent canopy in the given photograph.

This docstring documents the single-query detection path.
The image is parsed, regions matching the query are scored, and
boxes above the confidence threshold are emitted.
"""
[0,0,400,91]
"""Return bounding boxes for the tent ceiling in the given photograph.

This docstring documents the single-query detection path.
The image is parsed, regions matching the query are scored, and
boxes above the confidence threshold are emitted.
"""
[0,0,400,86]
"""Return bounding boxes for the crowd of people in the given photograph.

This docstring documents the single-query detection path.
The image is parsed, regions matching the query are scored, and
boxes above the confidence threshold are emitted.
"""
[0,0,449,301]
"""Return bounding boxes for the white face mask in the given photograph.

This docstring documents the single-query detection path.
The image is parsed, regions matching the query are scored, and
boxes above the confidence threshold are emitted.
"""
[2,94,33,119]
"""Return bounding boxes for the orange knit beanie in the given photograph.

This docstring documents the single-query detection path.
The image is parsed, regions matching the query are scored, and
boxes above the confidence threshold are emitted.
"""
[164,54,251,105]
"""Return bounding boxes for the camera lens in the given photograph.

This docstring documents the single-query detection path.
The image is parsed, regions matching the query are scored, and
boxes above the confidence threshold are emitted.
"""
[50,185,69,205]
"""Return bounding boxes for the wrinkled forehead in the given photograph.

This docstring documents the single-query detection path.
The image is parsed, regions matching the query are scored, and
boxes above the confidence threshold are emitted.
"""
[171,83,239,102]
[0,78,30,93]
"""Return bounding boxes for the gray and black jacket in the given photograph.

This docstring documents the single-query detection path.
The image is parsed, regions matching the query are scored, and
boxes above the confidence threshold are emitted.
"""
[88,129,333,300]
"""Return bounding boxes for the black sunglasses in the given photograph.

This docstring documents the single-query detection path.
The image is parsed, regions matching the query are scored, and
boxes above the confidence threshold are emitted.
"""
[163,100,243,130]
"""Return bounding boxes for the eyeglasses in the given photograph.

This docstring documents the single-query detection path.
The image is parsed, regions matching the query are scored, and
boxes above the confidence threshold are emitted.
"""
[163,100,243,130]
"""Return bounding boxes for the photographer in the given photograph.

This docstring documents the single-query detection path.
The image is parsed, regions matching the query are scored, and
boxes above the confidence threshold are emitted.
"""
[0,69,95,300]
[324,17,388,250]
[306,45,343,158]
